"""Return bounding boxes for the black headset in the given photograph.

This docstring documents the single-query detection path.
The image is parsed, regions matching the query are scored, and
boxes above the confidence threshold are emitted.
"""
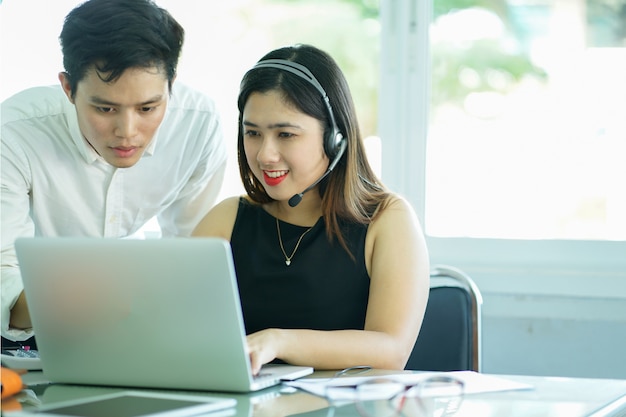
[250,59,346,160]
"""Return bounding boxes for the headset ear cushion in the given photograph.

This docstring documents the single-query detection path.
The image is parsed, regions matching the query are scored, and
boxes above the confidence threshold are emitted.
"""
[325,130,343,158]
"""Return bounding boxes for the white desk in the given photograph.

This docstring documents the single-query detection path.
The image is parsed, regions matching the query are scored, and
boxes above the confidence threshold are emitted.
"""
[9,371,626,417]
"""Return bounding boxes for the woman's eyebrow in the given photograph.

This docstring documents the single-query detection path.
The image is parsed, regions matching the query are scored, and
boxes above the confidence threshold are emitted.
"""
[242,120,303,129]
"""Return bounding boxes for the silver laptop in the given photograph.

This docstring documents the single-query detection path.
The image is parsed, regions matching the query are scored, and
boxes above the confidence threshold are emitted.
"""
[14,237,313,392]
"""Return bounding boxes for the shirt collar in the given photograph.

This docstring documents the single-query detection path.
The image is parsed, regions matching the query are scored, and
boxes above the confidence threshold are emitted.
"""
[64,100,98,163]
[145,124,160,156]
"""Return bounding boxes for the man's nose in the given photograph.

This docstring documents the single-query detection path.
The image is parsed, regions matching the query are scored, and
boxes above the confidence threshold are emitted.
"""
[114,111,139,138]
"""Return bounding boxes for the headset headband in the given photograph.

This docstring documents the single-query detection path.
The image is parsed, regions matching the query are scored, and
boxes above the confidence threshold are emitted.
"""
[250,59,340,135]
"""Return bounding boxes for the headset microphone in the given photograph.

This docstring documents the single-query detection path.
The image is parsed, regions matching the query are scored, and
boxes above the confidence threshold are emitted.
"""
[288,138,347,207]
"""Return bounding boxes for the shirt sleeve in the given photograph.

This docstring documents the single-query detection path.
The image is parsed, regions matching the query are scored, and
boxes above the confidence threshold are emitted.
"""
[156,109,228,237]
[1,135,35,341]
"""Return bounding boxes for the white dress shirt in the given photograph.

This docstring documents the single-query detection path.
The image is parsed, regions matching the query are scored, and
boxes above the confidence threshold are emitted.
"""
[1,82,227,340]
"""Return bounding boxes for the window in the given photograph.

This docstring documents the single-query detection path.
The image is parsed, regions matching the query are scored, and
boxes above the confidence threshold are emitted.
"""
[3,0,624,247]
[379,0,626,300]
[425,0,626,241]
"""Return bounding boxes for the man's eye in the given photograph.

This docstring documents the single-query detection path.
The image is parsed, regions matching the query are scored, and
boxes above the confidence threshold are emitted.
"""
[141,106,156,112]
[96,107,114,113]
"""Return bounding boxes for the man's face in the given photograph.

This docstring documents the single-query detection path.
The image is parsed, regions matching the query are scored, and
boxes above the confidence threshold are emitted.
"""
[59,66,170,168]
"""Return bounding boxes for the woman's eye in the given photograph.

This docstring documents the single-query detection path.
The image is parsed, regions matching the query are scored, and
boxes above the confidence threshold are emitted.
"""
[244,130,260,137]
[278,132,295,138]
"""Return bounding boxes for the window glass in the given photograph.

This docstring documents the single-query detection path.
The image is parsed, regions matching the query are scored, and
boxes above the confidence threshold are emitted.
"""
[425,0,626,240]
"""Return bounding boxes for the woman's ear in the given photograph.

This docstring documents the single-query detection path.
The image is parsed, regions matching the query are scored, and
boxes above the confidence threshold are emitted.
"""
[58,72,75,104]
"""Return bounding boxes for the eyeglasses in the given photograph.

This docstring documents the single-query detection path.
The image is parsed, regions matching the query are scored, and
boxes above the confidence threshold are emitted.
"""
[323,371,465,417]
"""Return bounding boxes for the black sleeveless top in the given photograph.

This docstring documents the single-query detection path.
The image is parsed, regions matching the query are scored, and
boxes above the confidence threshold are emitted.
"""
[231,198,370,334]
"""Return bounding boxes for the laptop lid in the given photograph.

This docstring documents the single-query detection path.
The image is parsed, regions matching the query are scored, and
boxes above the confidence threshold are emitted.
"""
[15,237,312,392]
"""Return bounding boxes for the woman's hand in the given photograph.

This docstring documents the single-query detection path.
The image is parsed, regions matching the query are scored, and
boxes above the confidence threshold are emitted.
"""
[246,328,284,375]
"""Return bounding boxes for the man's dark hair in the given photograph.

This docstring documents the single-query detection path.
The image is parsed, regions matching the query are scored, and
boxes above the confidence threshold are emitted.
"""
[59,0,184,96]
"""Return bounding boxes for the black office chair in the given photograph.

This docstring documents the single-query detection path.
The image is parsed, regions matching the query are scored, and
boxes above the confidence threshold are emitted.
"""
[405,265,483,372]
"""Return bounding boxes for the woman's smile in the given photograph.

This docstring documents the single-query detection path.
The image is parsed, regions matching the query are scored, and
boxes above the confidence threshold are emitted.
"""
[263,170,289,186]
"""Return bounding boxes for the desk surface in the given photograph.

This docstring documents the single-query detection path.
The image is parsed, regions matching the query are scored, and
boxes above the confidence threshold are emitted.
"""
[8,371,626,417]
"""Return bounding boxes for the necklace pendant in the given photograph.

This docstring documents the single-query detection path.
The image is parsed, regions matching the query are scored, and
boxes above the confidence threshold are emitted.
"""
[276,217,312,268]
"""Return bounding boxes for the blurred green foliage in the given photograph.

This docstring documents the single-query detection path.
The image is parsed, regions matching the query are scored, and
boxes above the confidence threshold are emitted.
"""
[260,0,380,135]
[269,0,549,112]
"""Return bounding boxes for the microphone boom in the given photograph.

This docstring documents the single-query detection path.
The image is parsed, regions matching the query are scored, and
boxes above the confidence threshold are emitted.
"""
[287,139,346,207]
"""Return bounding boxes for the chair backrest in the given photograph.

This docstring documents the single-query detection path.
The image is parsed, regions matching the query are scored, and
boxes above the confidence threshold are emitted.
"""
[405,264,483,372]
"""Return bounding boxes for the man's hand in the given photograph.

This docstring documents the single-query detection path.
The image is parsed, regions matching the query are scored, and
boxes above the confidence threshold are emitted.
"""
[9,291,32,330]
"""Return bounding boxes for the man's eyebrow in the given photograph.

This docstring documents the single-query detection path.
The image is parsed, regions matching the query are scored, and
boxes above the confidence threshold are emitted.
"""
[89,95,164,106]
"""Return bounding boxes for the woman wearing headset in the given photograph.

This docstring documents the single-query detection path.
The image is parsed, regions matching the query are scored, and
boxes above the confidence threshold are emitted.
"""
[193,44,429,374]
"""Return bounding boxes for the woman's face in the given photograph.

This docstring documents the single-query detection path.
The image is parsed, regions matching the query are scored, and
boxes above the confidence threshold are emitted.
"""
[242,90,329,203]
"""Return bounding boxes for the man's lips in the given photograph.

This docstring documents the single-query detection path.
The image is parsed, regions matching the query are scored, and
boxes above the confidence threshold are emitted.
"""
[263,170,288,186]
[111,146,138,158]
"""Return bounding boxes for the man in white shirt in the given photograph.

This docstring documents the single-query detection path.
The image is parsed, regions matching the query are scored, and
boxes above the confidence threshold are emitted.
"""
[1,0,227,342]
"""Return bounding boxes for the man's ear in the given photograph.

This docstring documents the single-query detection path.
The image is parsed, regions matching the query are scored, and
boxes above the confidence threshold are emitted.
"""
[58,72,74,104]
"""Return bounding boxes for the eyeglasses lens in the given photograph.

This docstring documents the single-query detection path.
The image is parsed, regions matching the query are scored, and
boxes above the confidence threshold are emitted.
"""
[355,376,464,417]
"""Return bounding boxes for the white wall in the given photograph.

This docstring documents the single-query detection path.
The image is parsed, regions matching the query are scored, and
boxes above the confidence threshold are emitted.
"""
[482,295,626,379]
[426,236,626,380]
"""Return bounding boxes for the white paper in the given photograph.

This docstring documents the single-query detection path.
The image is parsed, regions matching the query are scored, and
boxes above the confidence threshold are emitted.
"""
[285,371,533,401]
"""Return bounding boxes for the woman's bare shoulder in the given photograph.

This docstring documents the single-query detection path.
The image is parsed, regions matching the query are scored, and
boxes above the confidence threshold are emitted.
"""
[214,195,245,212]
[376,194,418,221]
[368,193,423,242]
[192,195,244,239]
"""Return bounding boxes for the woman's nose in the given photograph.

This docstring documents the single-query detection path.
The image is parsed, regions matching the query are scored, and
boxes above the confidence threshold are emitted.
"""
[256,137,280,164]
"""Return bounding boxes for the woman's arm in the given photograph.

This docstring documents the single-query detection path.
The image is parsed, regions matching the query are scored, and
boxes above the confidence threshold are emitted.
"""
[246,196,430,373]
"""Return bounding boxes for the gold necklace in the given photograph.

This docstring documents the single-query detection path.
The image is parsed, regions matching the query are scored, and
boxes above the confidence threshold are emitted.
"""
[276,217,313,266]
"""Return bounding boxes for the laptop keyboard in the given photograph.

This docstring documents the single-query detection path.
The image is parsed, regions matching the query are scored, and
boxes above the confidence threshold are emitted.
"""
[2,348,40,358]
[254,371,272,380]
[1,347,42,371]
